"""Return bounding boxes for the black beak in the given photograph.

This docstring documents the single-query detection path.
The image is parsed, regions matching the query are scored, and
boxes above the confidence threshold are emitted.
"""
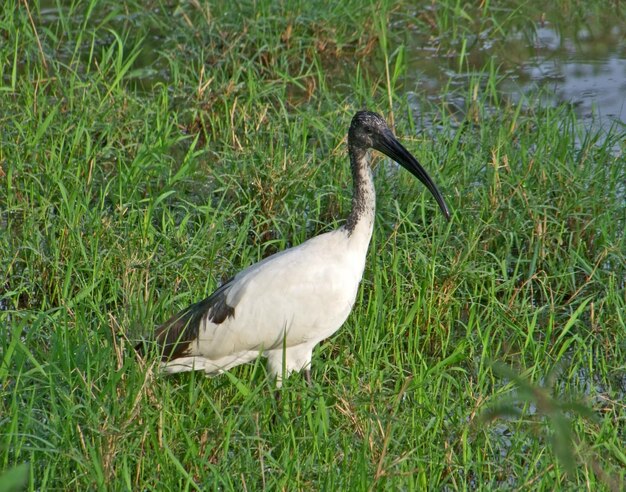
[375,131,451,221]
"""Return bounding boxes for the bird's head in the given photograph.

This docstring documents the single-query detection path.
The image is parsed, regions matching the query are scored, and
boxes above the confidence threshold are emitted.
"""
[348,111,394,151]
[349,110,451,221]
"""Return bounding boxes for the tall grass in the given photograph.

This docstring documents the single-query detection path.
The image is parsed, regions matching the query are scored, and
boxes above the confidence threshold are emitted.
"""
[1,0,625,489]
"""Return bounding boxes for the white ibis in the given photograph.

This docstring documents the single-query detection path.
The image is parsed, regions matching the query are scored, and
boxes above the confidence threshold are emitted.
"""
[136,111,450,386]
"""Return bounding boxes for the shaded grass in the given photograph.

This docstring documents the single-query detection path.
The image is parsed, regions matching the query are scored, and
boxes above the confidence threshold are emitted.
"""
[2,0,626,489]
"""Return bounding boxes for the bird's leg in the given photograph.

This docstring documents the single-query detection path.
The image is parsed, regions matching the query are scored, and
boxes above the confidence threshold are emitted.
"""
[271,385,284,427]
[274,388,281,406]
[304,368,312,387]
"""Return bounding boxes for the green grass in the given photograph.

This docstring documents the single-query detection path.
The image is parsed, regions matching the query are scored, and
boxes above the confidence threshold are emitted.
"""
[2,0,626,489]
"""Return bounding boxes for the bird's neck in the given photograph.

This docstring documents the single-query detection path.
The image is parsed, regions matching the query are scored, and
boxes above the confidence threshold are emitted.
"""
[345,147,375,242]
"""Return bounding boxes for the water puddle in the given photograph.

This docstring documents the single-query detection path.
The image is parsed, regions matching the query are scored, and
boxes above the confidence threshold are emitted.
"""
[400,16,626,136]
[500,23,626,130]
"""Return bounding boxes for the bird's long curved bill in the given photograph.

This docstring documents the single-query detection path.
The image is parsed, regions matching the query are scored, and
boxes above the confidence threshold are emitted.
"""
[376,132,451,221]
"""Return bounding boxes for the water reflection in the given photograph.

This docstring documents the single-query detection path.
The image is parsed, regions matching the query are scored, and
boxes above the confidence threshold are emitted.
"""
[403,18,626,132]
[501,24,626,127]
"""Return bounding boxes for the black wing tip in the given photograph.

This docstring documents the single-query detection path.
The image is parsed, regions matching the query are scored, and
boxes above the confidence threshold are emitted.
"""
[130,313,199,364]
[132,280,235,364]
[132,336,191,362]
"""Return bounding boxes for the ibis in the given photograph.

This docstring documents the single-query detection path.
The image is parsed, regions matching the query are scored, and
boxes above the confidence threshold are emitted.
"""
[136,111,450,386]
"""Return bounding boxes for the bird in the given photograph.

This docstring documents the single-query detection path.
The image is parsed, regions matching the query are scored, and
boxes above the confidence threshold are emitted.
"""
[135,111,450,387]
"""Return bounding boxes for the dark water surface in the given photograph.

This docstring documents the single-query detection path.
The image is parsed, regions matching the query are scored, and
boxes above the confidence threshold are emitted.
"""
[501,23,626,128]
[400,16,626,134]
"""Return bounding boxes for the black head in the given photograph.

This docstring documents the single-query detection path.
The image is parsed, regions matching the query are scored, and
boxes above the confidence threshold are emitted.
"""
[348,111,394,151]
[348,111,451,220]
